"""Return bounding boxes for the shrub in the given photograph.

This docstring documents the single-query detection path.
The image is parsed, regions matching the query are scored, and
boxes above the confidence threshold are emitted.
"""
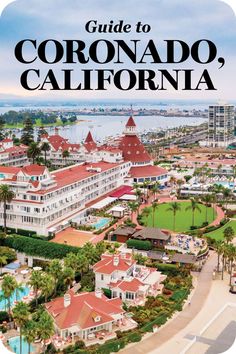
[102,288,112,299]
[17,228,37,237]
[75,340,85,349]
[125,331,142,343]
[0,325,7,333]
[201,221,209,227]
[0,311,9,323]
[126,239,152,251]
[4,235,80,259]
[0,246,16,263]
[154,263,179,276]
[163,288,172,296]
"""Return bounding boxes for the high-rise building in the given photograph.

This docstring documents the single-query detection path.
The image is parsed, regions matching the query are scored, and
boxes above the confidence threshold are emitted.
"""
[207,104,235,148]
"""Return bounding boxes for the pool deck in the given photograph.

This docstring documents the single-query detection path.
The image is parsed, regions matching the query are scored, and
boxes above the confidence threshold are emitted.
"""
[51,228,96,247]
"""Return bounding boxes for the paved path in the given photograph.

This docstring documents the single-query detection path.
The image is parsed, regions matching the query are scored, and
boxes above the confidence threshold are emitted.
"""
[121,252,217,354]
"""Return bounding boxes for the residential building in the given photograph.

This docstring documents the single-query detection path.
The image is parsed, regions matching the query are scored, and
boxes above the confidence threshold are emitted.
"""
[45,289,132,342]
[93,253,166,305]
[200,104,235,148]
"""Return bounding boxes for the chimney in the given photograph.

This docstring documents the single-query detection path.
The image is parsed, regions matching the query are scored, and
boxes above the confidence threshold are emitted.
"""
[64,294,71,308]
[113,255,119,266]
[95,289,102,298]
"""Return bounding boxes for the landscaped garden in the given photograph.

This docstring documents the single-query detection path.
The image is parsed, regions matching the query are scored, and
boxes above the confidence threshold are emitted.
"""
[204,220,236,241]
[140,201,215,232]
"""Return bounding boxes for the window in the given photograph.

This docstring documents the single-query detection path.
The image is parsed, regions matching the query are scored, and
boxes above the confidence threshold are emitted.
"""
[101,274,104,281]
[126,292,134,300]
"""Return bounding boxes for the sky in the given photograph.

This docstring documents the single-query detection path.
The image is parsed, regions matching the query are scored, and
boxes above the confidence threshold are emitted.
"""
[0,0,236,101]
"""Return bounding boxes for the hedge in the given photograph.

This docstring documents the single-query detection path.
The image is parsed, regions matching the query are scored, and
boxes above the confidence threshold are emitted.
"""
[4,235,80,259]
[126,239,152,251]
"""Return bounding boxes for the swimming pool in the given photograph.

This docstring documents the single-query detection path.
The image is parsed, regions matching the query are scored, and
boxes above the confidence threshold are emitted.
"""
[215,181,235,189]
[8,336,35,354]
[92,217,110,229]
[0,286,30,311]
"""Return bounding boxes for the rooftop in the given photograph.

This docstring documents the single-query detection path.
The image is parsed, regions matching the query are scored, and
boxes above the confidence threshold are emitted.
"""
[45,290,124,330]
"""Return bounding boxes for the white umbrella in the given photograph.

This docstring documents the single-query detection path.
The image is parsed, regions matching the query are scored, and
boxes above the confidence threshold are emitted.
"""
[20,269,29,275]
[33,266,42,271]
[162,256,169,262]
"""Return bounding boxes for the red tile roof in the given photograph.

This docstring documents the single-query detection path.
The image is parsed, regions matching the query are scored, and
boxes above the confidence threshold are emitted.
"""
[93,253,135,275]
[126,116,136,127]
[21,165,47,176]
[110,278,143,292]
[129,165,167,178]
[1,138,13,143]
[0,166,21,174]
[110,185,133,198]
[45,290,124,330]
[30,161,120,195]
[84,131,97,152]
[119,135,151,163]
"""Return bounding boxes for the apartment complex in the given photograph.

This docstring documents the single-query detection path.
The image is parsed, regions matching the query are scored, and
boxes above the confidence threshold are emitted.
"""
[200,104,235,148]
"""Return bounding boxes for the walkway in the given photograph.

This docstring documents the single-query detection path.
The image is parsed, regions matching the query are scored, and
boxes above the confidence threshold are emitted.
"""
[121,252,217,354]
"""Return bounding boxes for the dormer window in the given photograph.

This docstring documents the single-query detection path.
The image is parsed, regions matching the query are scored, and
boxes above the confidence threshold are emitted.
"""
[94,316,101,323]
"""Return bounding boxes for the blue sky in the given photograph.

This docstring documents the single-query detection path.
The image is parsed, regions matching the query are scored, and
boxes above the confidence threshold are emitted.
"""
[0,0,235,100]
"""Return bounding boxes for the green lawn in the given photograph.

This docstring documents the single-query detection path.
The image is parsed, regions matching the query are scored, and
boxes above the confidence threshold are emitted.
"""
[4,118,75,129]
[141,201,215,232]
[204,220,236,241]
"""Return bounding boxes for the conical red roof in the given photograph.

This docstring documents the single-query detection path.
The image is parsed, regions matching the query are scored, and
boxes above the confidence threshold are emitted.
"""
[119,134,151,163]
[84,131,97,152]
[85,131,95,143]
[126,116,136,127]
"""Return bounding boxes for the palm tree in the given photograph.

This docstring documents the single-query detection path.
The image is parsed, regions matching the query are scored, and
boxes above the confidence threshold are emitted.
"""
[63,267,75,289]
[166,202,181,231]
[201,194,212,223]
[48,259,62,297]
[223,226,234,244]
[226,244,236,286]
[37,310,54,354]
[62,149,70,165]
[41,274,54,303]
[64,252,79,270]
[0,184,15,233]
[77,254,89,281]
[215,240,224,272]
[0,255,7,274]
[12,301,30,354]
[151,182,160,201]
[82,242,98,265]
[185,199,201,227]
[222,188,232,209]
[40,142,50,165]
[221,242,228,280]
[1,274,18,317]
[22,320,37,354]
[28,270,43,307]
[142,207,150,225]
[176,179,184,198]
[128,201,139,222]
[152,201,158,227]
[27,142,41,164]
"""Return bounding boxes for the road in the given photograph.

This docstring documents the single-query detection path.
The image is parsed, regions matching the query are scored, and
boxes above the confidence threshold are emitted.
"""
[121,252,217,354]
